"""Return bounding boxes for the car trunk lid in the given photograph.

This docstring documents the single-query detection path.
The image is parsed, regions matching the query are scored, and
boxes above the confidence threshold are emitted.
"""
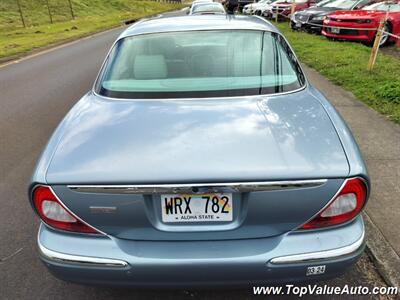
[46,91,349,240]
[46,92,349,184]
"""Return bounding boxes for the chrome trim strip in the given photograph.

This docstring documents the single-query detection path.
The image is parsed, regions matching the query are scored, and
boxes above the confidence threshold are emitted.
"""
[270,231,365,264]
[38,236,128,268]
[68,179,327,194]
[92,84,307,102]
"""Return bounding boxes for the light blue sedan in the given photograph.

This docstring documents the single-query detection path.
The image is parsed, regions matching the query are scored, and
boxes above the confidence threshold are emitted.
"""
[30,15,370,287]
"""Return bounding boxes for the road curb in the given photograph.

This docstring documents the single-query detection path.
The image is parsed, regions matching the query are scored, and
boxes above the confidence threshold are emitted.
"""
[364,212,400,288]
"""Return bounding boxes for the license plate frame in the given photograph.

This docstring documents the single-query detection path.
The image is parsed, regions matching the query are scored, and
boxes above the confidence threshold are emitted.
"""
[331,27,340,34]
[161,193,233,223]
[306,265,326,276]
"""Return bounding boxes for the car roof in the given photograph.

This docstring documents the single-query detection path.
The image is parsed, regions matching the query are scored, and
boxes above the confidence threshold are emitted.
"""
[119,15,279,39]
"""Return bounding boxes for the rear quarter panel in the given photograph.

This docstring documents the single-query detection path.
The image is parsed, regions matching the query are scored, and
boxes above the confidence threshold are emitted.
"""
[307,85,369,184]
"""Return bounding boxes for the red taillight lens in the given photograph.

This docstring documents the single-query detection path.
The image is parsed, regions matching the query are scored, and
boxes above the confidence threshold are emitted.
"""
[32,185,99,234]
[301,178,367,229]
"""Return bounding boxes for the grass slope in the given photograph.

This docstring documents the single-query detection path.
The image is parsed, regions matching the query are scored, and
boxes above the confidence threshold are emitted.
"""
[277,23,400,123]
[0,0,183,59]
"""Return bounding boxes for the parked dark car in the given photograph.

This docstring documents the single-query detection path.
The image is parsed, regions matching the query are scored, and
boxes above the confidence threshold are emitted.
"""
[290,0,379,32]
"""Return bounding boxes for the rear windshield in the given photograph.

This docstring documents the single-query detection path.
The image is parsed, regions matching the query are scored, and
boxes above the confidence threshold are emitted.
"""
[192,3,226,13]
[96,30,305,99]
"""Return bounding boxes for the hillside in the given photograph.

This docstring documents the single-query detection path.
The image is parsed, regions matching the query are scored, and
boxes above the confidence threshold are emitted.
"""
[0,0,183,59]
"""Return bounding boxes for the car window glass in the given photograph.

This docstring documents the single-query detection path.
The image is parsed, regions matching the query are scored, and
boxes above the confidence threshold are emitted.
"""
[390,3,400,11]
[353,0,372,9]
[192,3,225,13]
[317,0,333,7]
[324,0,358,9]
[97,30,305,99]
[364,2,400,11]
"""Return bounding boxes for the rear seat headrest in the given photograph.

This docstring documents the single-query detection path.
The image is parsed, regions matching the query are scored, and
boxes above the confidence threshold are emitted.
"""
[134,55,167,80]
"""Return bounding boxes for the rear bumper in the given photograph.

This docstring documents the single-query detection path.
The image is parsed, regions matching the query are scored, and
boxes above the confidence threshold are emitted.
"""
[38,217,365,287]
[322,31,373,42]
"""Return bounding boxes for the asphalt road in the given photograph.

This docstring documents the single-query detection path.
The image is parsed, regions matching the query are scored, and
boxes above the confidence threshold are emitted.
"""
[0,10,391,300]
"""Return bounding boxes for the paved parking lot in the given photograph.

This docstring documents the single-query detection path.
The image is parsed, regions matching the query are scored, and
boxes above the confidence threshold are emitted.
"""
[0,10,394,299]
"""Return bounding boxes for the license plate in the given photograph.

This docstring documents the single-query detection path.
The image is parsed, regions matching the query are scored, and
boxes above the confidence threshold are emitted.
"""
[331,27,340,34]
[161,193,233,223]
[306,265,326,276]
[295,22,302,28]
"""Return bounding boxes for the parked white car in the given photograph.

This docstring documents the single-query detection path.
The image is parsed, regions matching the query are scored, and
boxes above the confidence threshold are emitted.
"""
[243,0,273,14]
[245,0,278,15]
[189,0,214,14]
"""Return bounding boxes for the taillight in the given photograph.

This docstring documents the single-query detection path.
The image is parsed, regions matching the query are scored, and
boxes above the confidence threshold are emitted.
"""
[301,178,367,229]
[32,185,99,234]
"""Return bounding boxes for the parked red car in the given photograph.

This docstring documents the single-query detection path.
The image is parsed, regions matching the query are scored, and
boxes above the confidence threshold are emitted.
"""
[263,0,322,20]
[322,1,400,45]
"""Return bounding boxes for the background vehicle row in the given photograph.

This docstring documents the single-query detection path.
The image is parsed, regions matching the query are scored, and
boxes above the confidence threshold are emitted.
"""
[240,0,399,46]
